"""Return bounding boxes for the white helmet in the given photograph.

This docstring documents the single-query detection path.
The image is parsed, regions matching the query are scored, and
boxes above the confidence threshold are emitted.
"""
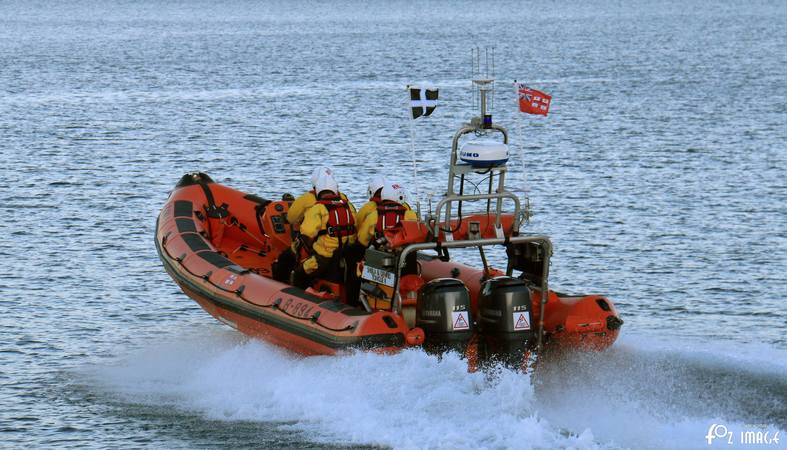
[381,181,406,203]
[310,166,333,190]
[314,170,338,195]
[367,175,387,199]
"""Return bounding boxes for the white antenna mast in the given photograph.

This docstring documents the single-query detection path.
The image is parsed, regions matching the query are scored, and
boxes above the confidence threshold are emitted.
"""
[470,46,496,132]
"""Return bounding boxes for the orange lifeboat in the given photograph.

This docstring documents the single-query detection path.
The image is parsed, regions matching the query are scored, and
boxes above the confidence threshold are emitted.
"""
[156,66,623,360]
[155,172,623,358]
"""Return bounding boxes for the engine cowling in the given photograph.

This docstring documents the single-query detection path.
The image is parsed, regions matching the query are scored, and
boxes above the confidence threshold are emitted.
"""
[416,278,473,345]
[478,277,534,355]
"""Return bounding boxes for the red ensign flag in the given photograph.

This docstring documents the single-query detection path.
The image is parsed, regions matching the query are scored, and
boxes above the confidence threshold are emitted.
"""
[517,84,551,116]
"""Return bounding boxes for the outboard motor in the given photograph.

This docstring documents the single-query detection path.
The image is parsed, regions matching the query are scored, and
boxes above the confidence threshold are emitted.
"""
[416,278,472,352]
[477,277,534,366]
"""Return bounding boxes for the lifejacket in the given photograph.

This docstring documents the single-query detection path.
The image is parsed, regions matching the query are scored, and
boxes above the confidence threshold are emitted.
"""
[317,194,356,239]
[375,200,407,235]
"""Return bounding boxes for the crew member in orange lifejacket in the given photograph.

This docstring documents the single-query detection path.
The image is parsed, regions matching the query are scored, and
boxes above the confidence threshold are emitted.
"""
[291,171,357,289]
[356,181,417,248]
[273,167,355,283]
[354,174,387,232]
[286,167,353,228]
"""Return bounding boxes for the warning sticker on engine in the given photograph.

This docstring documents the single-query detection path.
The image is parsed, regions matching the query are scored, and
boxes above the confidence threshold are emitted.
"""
[513,312,531,331]
[452,311,470,331]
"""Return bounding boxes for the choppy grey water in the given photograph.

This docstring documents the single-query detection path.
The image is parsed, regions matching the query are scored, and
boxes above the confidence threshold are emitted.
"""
[1,1,785,449]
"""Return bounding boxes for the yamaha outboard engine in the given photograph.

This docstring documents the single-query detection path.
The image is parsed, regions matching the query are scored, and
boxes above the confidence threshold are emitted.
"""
[416,278,473,353]
[477,277,534,367]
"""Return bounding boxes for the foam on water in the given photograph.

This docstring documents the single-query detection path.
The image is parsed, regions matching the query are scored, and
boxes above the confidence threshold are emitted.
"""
[535,335,787,450]
[86,330,786,450]
[88,329,597,450]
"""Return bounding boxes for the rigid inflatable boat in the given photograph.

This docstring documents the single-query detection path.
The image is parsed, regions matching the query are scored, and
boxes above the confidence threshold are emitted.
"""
[155,77,623,361]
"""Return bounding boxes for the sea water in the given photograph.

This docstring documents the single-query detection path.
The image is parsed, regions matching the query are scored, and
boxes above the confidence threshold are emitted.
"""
[1,0,785,448]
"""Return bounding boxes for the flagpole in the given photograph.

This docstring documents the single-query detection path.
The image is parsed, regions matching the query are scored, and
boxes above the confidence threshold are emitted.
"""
[513,81,529,220]
[405,85,421,219]
[409,117,421,219]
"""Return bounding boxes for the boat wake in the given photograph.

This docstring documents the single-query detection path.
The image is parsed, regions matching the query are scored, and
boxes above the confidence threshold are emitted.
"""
[535,336,787,450]
[84,328,786,450]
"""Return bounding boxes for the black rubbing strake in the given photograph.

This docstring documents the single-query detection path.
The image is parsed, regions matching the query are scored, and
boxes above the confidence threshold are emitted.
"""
[173,200,194,218]
[319,301,350,313]
[281,286,328,304]
[607,315,624,331]
[227,264,250,275]
[182,233,210,252]
[176,218,197,233]
[196,251,234,268]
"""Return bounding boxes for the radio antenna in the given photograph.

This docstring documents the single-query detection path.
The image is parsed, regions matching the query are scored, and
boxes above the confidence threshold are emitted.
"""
[490,47,495,112]
[470,46,496,131]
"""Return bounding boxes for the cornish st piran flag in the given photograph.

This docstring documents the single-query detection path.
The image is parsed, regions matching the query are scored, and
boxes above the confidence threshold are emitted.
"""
[409,86,438,119]
[517,84,551,116]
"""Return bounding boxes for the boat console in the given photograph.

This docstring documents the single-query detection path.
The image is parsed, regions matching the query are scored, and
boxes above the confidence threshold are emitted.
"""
[358,75,555,352]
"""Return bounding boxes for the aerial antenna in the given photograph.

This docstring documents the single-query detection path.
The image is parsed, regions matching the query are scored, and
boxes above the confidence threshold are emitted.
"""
[470,46,496,131]
[470,47,494,112]
[471,48,477,110]
[491,47,495,112]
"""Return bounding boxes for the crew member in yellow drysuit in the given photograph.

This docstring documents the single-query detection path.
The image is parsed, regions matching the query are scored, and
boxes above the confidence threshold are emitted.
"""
[286,166,353,227]
[273,167,355,283]
[353,174,387,233]
[291,171,357,289]
[356,181,417,248]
